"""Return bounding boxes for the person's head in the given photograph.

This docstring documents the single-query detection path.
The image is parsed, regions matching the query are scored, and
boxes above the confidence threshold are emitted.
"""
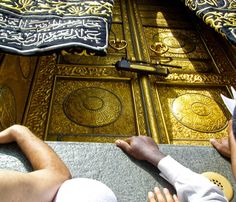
[54,178,117,202]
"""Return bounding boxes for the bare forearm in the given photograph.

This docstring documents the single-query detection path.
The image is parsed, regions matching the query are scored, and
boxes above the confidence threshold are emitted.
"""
[11,125,71,178]
[231,149,236,179]
[0,125,71,202]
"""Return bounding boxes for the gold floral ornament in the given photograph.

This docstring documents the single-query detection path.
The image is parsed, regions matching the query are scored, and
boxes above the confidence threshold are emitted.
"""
[72,1,113,17]
[0,1,114,16]
[229,0,236,9]
[204,11,235,32]
[185,0,219,13]
[17,0,33,11]
[67,6,82,15]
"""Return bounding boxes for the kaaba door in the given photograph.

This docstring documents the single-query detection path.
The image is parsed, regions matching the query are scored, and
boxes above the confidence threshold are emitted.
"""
[0,0,235,145]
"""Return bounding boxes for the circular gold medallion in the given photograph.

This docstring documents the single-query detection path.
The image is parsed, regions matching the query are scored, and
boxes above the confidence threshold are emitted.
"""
[161,33,196,54]
[63,87,122,127]
[172,93,227,132]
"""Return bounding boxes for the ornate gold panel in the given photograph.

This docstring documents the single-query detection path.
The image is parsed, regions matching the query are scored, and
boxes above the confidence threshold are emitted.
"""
[138,6,193,28]
[153,83,231,145]
[146,29,214,73]
[24,55,147,141]
[196,23,235,73]
[45,76,145,142]
[136,0,235,74]
[144,27,210,59]
[5,0,233,146]
[0,55,37,127]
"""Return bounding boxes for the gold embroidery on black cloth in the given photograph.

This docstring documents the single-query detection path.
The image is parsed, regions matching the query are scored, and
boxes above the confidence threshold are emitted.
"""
[184,0,236,45]
[0,0,114,55]
[0,0,113,17]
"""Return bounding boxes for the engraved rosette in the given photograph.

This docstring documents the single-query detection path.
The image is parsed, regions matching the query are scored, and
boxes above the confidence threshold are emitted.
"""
[63,87,122,127]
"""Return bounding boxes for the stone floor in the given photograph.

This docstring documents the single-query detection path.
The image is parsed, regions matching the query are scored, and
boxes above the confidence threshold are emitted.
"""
[0,142,235,201]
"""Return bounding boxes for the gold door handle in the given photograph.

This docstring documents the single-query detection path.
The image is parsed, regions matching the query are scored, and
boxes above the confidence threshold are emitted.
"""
[150,42,168,54]
[109,39,127,51]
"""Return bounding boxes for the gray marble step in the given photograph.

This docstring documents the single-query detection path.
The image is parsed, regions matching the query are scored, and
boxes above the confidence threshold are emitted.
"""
[0,142,235,201]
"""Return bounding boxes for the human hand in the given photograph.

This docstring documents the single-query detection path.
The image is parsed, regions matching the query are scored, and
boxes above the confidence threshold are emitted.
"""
[0,125,15,143]
[148,187,179,202]
[115,136,166,166]
[210,120,236,159]
[210,137,230,158]
[0,124,28,144]
[210,120,236,179]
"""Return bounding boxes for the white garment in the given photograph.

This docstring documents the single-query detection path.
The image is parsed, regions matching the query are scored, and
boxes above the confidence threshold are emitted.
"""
[158,156,228,202]
[54,178,117,202]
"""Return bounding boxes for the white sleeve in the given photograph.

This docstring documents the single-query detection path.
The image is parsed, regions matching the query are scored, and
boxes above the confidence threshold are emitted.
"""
[157,156,228,202]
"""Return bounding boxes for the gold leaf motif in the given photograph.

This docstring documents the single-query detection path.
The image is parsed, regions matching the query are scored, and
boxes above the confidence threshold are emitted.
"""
[18,0,33,10]
[204,11,235,31]
[67,6,82,15]
[229,0,236,9]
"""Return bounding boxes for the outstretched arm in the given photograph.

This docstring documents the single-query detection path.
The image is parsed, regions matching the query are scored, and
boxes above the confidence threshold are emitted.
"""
[0,125,71,202]
[116,136,227,202]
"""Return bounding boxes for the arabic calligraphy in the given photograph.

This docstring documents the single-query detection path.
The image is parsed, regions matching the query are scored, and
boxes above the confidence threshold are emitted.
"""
[0,12,107,53]
[184,0,236,45]
[0,0,114,54]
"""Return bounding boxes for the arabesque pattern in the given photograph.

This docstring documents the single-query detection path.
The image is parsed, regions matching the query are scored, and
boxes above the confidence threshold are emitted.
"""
[183,0,236,45]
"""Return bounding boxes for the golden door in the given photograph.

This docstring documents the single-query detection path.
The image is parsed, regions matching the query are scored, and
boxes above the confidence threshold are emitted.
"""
[0,0,235,145]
